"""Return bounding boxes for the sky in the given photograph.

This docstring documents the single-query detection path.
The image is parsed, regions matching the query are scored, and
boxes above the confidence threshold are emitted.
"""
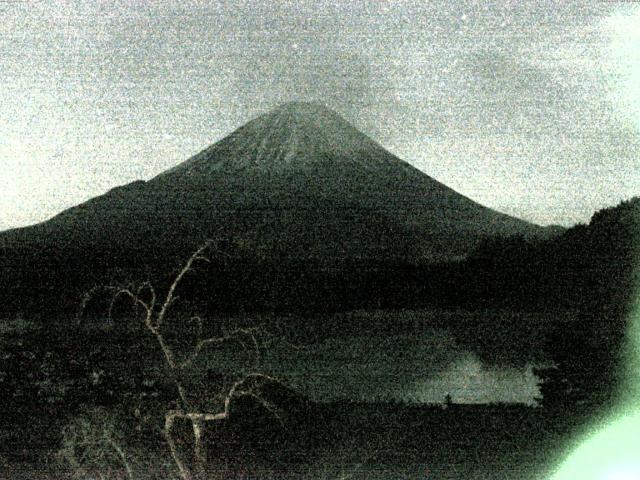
[1,0,639,230]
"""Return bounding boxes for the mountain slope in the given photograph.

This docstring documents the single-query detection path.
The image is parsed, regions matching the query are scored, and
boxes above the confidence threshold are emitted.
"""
[3,102,548,262]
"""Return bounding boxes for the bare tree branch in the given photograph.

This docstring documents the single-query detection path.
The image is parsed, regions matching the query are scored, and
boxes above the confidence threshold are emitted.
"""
[103,431,134,480]
[179,327,263,370]
[224,373,283,416]
[136,281,156,313]
[108,287,153,325]
[156,240,213,329]
[79,240,291,480]
[164,412,193,480]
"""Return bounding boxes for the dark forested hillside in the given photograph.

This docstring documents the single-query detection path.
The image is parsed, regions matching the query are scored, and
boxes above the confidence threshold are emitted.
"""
[459,197,640,410]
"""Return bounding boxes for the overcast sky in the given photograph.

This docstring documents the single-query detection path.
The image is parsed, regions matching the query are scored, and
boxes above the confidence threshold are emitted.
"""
[1,0,639,230]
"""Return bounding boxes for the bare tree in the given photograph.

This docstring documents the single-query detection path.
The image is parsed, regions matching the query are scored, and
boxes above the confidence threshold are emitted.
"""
[80,241,285,480]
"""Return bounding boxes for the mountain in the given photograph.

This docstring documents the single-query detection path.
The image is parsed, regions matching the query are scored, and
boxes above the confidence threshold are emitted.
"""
[3,102,548,255]
[0,102,555,315]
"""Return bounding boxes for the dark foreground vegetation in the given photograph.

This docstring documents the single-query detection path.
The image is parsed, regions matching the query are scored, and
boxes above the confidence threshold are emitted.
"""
[0,197,638,478]
[2,395,581,480]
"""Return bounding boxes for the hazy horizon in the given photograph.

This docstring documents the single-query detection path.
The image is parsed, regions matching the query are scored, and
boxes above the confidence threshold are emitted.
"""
[2,0,639,230]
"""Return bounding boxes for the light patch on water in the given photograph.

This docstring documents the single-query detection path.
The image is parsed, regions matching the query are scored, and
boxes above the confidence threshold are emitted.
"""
[280,334,542,404]
[204,328,543,404]
[409,352,541,405]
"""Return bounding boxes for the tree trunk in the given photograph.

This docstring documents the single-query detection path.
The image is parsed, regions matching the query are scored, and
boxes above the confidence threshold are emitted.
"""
[165,412,193,480]
[192,418,206,480]
[166,410,229,480]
